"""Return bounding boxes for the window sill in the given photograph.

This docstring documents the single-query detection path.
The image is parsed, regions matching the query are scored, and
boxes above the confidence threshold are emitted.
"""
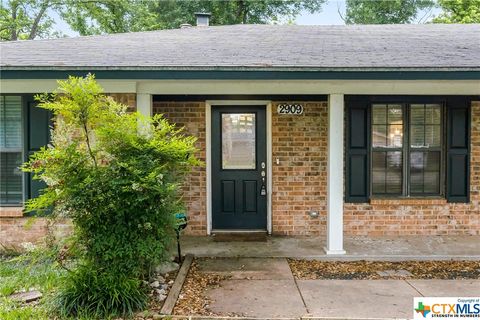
[0,206,24,217]
[370,198,447,206]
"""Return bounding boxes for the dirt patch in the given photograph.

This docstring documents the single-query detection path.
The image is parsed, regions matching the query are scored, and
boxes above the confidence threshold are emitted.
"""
[172,259,231,316]
[288,259,480,280]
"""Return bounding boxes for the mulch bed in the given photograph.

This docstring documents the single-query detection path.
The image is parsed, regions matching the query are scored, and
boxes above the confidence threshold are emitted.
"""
[288,259,480,280]
[172,260,231,316]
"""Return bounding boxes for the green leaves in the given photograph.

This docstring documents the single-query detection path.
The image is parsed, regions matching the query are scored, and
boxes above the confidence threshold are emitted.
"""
[22,75,199,317]
[344,0,435,24]
[433,0,480,23]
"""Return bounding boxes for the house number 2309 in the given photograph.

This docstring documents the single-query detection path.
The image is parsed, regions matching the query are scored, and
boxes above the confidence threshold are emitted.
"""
[277,103,304,115]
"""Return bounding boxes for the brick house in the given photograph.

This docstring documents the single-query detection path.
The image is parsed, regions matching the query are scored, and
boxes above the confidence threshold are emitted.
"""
[1,21,479,254]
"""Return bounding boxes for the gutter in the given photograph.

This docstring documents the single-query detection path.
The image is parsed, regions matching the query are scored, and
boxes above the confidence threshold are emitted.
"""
[1,67,480,80]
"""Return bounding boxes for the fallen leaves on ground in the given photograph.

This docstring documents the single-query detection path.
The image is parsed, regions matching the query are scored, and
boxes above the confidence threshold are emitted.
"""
[288,259,480,280]
[172,260,230,316]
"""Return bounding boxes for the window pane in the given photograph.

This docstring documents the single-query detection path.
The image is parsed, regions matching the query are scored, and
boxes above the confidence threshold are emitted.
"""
[425,125,441,147]
[410,151,441,195]
[410,105,425,124]
[387,105,403,124]
[372,125,387,147]
[410,125,425,147]
[372,105,387,124]
[222,113,256,169]
[410,104,441,148]
[372,152,386,194]
[1,96,22,149]
[0,152,23,204]
[372,151,402,195]
[425,104,441,124]
[388,124,403,147]
[386,151,402,193]
[424,172,440,194]
[372,104,404,148]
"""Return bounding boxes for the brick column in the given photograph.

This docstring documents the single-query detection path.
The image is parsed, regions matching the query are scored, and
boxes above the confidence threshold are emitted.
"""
[324,94,346,254]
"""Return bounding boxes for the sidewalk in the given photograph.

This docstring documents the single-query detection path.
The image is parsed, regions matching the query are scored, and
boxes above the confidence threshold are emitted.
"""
[193,257,479,319]
[181,235,480,260]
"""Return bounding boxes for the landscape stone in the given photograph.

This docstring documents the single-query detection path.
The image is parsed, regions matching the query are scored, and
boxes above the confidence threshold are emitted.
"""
[149,281,160,288]
[155,261,179,275]
[9,290,42,303]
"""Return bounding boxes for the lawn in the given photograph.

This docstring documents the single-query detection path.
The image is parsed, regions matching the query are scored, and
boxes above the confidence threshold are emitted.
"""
[0,247,67,320]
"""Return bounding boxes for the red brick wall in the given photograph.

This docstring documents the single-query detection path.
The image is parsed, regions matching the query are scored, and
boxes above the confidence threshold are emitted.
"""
[152,101,207,235]
[107,93,136,112]
[271,102,328,235]
[343,101,480,236]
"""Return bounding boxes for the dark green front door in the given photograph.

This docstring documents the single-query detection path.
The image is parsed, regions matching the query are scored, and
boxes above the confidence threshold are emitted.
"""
[211,106,267,230]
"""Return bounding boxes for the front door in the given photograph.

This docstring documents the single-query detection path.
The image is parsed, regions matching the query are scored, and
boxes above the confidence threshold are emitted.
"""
[211,106,267,229]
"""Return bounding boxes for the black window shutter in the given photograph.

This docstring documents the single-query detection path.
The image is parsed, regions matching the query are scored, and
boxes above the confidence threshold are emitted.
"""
[446,97,470,203]
[24,97,51,202]
[345,96,370,202]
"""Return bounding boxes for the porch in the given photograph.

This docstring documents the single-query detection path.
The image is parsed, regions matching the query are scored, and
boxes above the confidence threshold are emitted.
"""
[180,235,480,260]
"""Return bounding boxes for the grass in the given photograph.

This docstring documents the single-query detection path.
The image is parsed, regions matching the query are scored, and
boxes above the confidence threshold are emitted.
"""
[0,246,67,320]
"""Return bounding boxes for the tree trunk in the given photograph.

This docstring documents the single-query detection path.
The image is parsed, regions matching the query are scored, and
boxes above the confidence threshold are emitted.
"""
[11,2,18,40]
[29,1,50,40]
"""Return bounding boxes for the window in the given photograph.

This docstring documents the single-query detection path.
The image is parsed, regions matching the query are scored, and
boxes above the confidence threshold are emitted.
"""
[221,113,256,169]
[0,96,23,205]
[371,103,443,197]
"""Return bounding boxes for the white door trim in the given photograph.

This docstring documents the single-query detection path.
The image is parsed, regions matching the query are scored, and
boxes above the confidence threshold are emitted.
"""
[205,100,273,235]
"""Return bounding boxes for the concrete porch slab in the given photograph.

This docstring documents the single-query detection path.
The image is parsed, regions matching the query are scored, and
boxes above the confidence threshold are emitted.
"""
[181,235,480,260]
[408,280,480,296]
[297,280,418,319]
[197,257,293,280]
[206,279,307,318]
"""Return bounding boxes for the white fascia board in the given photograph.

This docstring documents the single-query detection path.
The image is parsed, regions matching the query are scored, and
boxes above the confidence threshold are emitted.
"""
[0,79,137,93]
[136,80,480,95]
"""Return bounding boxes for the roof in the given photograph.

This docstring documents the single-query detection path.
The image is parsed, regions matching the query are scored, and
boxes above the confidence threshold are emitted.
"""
[1,24,479,74]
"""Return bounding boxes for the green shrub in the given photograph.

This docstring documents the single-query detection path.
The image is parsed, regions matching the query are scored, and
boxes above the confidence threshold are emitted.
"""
[54,265,147,319]
[23,74,199,318]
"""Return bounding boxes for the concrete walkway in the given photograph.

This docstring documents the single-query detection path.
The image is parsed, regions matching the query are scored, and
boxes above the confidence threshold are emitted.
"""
[182,235,480,260]
[196,257,480,319]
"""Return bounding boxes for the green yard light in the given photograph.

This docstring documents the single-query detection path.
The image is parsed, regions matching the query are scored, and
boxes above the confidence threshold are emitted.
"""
[175,213,187,263]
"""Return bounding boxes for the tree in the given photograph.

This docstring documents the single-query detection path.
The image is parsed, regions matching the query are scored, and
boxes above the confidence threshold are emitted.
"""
[153,0,326,29]
[343,0,435,24]
[23,75,199,317]
[61,0,326,36]
[0,0,60,41]
[60,0,160,35]
[433,0,480,23]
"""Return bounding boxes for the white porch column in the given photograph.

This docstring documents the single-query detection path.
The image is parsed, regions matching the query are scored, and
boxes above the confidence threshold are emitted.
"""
[324,94,346,255]
[136,93,152,117]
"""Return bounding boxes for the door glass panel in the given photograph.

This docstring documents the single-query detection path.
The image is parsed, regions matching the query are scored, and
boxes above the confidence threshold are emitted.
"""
[222,113,256,169]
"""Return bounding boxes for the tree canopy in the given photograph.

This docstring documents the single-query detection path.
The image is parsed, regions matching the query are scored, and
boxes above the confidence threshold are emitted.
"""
[343,0,435,24]
[0,0,61,40]
[432,0,480,23]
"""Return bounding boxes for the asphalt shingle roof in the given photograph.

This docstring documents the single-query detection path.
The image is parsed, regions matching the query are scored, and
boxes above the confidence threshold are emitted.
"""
[1,24,479,70]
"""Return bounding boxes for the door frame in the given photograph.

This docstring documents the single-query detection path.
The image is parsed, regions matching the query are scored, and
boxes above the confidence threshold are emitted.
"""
[206,100,273,235]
